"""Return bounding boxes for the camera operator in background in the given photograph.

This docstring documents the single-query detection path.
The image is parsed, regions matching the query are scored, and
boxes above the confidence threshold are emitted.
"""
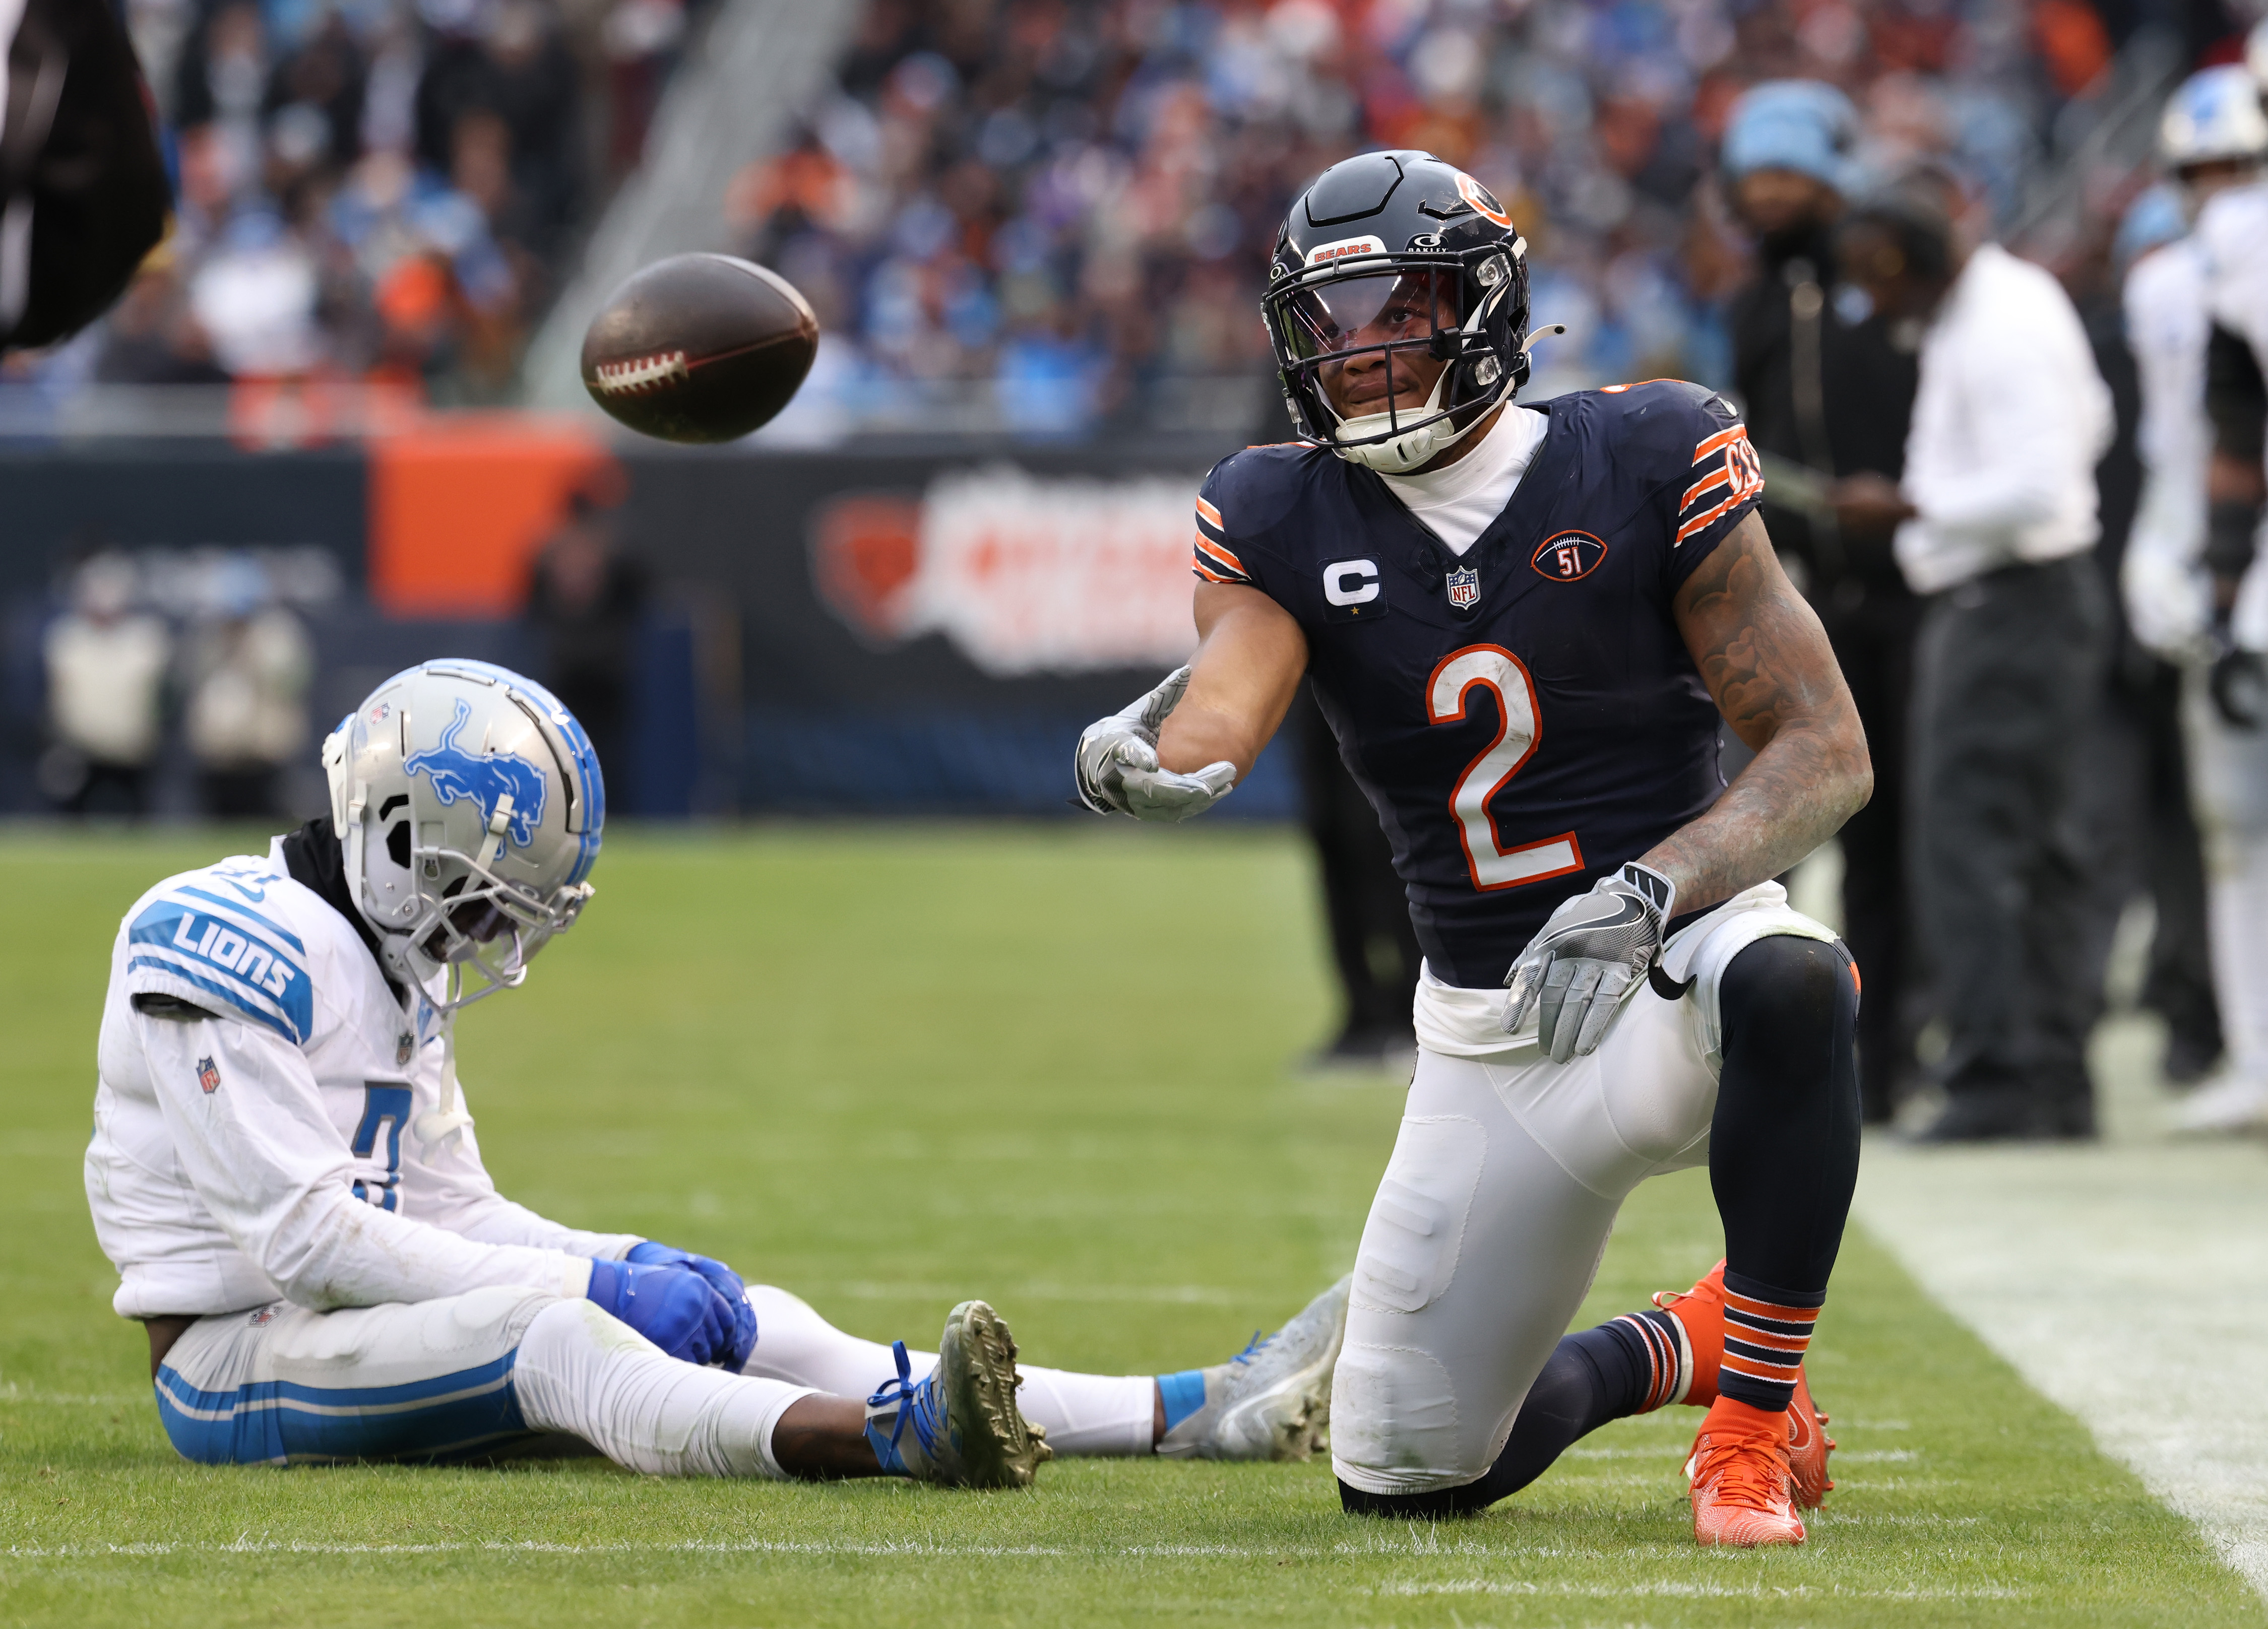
[2140,50,2268,1135]
[1722,82,1922,1124]
[1835,180,2114,1142]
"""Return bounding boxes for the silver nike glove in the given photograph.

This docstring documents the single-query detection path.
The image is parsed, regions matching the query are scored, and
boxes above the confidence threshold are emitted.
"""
[1074,666,1238,822]
[1502,862,1678,1062]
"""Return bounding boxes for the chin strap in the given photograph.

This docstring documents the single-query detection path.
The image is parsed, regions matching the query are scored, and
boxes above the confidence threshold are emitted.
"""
[415,995,475,1153]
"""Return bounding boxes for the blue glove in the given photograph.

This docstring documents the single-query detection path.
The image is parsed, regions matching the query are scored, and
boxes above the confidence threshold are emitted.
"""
[585,1259,731,1366]
[625,1241,758,1370]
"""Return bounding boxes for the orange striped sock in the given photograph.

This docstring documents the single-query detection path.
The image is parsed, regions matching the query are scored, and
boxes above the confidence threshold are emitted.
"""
[1716,1271,1824,1413]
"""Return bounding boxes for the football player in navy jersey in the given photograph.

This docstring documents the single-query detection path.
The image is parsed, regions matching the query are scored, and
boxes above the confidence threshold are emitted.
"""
[1076,152,1871,1547]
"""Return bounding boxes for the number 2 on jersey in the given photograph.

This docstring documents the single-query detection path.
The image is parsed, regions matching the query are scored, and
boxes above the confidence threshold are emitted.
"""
[1426,644,1584,891]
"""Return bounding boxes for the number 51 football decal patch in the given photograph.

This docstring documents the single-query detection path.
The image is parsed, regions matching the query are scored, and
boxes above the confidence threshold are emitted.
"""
[1532,531,1607,582]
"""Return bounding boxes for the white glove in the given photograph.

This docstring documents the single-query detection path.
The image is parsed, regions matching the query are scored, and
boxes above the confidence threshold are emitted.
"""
[1502,862,1677,1062]
[1074,667,1238,822]
[2121,542,2213,663]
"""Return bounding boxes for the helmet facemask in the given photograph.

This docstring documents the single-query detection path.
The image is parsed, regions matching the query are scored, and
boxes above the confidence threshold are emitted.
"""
[1266,238,1529,474]
[323,677,599,1018]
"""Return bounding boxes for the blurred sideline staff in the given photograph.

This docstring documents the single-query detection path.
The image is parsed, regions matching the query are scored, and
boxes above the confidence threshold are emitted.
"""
[1836,180,2113,1142]
[1721,81,1921,1124]
[2151,49,2268,1134]
[40,556,169,817]
[1284,681,1422,1070]
[524,482,648,797]
[0,0,167,353]
[181,559,313,820]
[2078,186,2221,1103]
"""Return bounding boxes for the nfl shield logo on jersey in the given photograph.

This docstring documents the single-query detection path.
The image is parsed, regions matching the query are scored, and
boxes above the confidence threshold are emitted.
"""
[196,1056,221,1095]
[1446,566,1481,610]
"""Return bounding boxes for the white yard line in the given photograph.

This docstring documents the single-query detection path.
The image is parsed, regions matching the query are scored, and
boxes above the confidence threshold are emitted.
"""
[1853,1020,2268,1599]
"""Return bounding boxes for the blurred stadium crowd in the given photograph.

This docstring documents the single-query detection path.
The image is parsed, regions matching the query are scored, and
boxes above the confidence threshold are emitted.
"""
[8,0,706,404]
[734,0,2148,437]
[2,0,2182,425]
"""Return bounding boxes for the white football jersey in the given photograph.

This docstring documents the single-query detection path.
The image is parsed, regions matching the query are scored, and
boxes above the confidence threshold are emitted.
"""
[2199,179,2268,358]
[2126,236,2213,568]
[2189,183,2268,649]
[86,837,639,1321]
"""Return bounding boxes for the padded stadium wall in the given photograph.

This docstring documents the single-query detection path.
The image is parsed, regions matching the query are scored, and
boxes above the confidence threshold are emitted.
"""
[0,429,1296,822]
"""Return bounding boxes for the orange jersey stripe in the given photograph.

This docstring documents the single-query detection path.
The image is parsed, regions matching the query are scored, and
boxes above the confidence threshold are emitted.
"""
[1191,560,1236,584]
[1674,491,1745,545]
[1194,535,1247,576]
[1692,424,1746,461]
[1194,494,1224,529]
[1681,465,1733,511]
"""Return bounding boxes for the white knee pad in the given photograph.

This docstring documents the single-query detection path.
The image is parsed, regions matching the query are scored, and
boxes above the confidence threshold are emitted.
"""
[1353,1116,1487,1315]
[1334,1052,1625,1495]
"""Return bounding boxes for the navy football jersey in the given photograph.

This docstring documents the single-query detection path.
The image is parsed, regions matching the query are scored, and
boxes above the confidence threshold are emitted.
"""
[1194,380,1763,988]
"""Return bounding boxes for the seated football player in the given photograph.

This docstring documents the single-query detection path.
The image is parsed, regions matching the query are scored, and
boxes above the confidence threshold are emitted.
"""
[1076,152,1868,1545]
[89,660,1347,1482]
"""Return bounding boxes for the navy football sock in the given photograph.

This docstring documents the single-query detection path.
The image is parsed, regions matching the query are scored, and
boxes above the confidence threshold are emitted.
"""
[1706,935,1861,1410]
[1337,1311,1683,1518]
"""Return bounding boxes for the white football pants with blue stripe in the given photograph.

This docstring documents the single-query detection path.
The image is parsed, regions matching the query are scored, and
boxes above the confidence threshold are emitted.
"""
[154,1285,1156,1470]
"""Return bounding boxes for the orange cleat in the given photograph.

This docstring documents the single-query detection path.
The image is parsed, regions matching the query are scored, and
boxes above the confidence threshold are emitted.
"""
[1786,1365,1836,1509]
[1686,1394,1807,1547]
[1655,1259,1835,1506]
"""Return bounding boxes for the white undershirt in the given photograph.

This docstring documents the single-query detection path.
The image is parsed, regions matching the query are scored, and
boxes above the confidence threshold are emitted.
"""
[1374,405,1551,555]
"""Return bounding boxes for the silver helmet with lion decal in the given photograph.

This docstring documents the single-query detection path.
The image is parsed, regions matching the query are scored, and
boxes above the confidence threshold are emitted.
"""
[323,659,604,1013]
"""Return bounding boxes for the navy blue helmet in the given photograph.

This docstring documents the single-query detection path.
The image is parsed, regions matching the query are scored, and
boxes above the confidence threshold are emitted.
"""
[1262,150,1534,473]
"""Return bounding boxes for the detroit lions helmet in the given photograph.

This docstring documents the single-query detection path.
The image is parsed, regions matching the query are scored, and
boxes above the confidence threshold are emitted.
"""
[1262,150,1532,474]
[322,660,603,1010]
[2159,64,2268,173]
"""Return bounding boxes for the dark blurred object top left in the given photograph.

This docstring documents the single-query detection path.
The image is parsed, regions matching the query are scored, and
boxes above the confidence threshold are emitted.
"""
[0,0,169,353]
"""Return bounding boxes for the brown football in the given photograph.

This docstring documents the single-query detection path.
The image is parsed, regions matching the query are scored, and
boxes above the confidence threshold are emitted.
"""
[580,253,819,443]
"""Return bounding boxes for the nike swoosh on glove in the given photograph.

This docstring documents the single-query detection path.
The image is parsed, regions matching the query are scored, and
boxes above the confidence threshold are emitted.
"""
[1502,862,1678,1063]
[586,1259,734,1366]
[1075,666,1237,821]
[626,1241,759,1370]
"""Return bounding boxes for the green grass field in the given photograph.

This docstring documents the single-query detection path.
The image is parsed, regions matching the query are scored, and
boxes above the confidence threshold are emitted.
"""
[1,826,2258,1627]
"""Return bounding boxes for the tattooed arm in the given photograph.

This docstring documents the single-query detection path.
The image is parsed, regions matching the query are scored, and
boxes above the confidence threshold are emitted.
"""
[1645,510,1871,913]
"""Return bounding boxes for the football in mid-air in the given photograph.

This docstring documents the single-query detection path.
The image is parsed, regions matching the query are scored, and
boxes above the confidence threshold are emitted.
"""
[580,252,818,443]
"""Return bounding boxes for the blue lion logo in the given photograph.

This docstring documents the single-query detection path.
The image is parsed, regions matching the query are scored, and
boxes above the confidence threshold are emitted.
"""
[404,699,547,847]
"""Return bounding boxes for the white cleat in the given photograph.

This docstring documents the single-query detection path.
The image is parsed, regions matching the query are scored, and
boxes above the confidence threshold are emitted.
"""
[1157,1276,1350,1462]
[2169,1073,2268,1135]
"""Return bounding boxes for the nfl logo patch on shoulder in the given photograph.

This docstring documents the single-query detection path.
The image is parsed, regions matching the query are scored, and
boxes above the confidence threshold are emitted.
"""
[1445,565,1481,611]
[196,1056,221,1095]
[397,1032,416,1068]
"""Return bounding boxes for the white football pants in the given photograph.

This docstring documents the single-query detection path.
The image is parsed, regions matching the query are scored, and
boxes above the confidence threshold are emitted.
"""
[2182,668,2268,1084]
[1333,895,1832,1496]
[154,1284,1157,1470]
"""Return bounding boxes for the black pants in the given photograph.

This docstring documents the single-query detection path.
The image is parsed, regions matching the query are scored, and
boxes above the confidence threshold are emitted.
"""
[1293,684,1420,1046]
[1818,579,1921,1120]
[2079,656,2221,1078]
[1909,557,2110,1122]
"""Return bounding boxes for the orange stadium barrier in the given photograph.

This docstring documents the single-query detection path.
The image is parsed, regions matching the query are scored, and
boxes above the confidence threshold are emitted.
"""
[366,415,619,617]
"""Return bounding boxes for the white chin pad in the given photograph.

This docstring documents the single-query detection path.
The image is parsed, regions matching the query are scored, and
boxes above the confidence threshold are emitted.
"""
[1335,412,1446,473]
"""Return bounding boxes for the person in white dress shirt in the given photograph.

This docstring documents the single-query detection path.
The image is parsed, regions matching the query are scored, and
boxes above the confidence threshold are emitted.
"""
[1831,181,2114,1141]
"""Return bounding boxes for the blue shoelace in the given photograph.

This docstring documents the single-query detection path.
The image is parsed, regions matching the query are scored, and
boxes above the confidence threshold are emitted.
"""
[1231,1329,1273,1365]
[864,1340,945,1471]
